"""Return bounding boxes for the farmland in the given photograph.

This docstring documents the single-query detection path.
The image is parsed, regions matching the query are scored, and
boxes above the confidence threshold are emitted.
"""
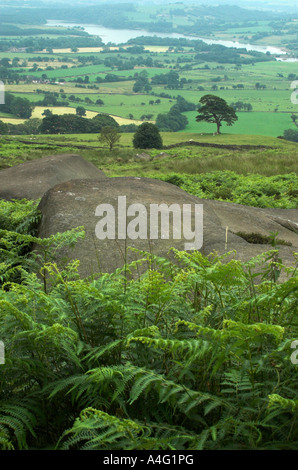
[1,52,298,136]
[0,2,297,137]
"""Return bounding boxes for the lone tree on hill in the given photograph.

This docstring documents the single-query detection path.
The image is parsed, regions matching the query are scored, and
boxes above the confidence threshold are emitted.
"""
[133,122,163,149]
[196,95,238,135]
[99,126,121,151]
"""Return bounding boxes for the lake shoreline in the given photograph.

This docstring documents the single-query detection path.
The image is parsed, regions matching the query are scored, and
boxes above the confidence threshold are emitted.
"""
[46,19,294,60]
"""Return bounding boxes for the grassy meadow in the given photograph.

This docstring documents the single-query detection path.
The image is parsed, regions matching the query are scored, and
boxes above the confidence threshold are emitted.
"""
[182,111,296,136]
[0,131,297,209]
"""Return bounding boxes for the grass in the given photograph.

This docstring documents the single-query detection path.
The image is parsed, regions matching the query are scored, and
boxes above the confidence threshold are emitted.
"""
[157,86,296,113]
[5,84,101,94]
[6,131,290,147]
[2,93,296,137]
[162,147,298,177]
[1,132,296,180]
[27,64,115,80]
[182,111,297,137]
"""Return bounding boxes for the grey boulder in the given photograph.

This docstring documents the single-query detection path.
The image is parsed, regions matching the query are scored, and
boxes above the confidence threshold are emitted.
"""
[36,177,298,279]
[0,153,107,201]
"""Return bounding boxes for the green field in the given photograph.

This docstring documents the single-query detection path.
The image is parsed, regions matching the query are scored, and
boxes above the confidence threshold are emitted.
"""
[182,111,297,137]
[1,131,297,180]
[27,63,113,79]
[1,25,298,138]
[2,51,297,137]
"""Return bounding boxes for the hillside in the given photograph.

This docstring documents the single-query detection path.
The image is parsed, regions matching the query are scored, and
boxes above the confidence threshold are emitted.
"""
[0,0,297,454]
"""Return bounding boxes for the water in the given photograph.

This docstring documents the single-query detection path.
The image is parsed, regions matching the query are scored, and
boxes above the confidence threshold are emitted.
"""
[46,20,297,61]
[47,20,198,45]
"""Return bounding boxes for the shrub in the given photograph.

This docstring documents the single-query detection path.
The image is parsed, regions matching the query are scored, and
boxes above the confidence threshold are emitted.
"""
[133,122,163,149]
[283,129,298,143]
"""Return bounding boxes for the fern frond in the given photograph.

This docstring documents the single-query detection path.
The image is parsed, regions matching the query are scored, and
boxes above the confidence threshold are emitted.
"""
[58,407,146,450]
[268,394,298,412]
[0,402,37,450]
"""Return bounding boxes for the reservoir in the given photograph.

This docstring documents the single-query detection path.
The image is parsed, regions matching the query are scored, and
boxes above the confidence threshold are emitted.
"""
[46,20,290,58]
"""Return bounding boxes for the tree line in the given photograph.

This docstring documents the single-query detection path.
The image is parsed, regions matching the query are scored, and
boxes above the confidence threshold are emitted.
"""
[155,95,196,132]
[0,93,33,119]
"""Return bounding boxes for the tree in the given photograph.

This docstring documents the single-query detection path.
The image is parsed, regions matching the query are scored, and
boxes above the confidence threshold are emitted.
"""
[98,126,121,151]
[176,95,196,112]
[40,114,64,134]
[151,70,182,89]
[42,109,53,117]
[133,122,163,149]
[291,114,298,128]
[91,114,119,132]
[230,101,253,112]
[0,58,10,67]
[2,93,33,119]
[120,123,137,133]
[0,120,8,135]
[76,106,86,117]
[133,80,144,93]
[42,94,58,106]
[23,118,42,135]
[140,114,153,121]
[196,95,238,134]
[283,129,298,142]
[133,74,152,93]
[255,82,266,90]
[40,114,91,134]
[156,105,188,132]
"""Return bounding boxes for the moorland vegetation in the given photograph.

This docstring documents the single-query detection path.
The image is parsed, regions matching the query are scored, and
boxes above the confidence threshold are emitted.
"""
[0,1,297,451]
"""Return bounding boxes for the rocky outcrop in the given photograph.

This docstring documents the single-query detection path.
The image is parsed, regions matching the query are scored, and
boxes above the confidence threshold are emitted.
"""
[36,177,298,279]
[204,200,298,248]
[0,153,107,201]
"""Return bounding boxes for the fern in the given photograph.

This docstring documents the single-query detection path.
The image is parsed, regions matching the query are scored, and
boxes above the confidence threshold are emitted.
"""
[268,394,298,412]
[0,402,37,450]
[58,407,147,450]
[0,198,297,450]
